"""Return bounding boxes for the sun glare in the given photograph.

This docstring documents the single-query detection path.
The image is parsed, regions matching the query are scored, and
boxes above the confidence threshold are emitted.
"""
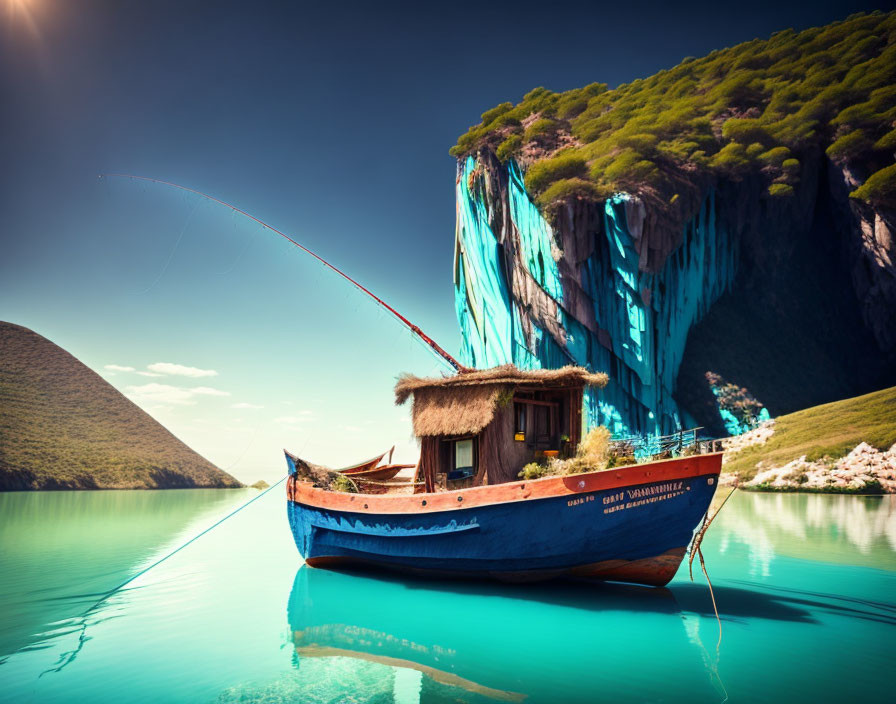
[4,0,43,39]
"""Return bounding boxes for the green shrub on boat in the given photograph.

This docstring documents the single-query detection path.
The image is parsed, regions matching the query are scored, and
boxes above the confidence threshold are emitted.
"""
[518,426,614,479]
[332,474,358,493]
[519,461,551,480]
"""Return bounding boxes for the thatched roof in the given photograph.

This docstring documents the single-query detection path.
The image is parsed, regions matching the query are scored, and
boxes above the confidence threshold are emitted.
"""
[395,365,608,438]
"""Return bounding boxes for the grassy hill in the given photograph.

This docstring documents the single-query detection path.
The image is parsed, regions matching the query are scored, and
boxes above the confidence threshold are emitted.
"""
[724,386,896,480]
[0,322,242,490]
[452,11,895,215]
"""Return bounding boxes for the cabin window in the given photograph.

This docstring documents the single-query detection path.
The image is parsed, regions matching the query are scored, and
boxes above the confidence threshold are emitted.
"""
[448,438,475,481]
[454,439,473,472]
[514,403,526,441]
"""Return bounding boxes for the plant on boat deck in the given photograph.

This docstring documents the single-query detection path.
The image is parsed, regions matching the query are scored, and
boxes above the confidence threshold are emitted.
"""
[606,451,637,468]
[519,461,550,480]
[518,426,615,479]
[566,426,612,473]
[332,474,358,493]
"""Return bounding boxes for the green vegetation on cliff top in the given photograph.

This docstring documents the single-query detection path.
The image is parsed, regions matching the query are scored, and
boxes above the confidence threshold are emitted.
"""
[452,11,896,210]
[725,386,896,481]
[0,322,242,490]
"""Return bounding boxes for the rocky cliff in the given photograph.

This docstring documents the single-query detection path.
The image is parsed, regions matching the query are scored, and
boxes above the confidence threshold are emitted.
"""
[0,322,242,490]
[451,12,896,437]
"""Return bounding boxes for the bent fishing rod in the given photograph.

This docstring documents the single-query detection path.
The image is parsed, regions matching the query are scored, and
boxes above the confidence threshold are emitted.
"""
[102,173,466,373]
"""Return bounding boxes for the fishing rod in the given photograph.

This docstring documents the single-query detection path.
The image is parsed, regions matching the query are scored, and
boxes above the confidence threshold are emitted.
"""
[102,173,466,373]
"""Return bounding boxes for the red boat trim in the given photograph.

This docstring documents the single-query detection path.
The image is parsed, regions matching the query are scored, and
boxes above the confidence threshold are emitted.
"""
[288,452,722,514]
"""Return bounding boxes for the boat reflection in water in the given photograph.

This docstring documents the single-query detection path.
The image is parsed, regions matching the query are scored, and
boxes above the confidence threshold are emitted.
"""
[287,565,728,703]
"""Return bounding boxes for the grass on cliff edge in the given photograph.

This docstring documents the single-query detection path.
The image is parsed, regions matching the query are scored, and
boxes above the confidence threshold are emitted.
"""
[725,386,896,481]
[452,11,896,211]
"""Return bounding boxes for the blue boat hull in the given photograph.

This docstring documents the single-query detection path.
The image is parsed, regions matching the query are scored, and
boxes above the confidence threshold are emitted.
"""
[287,471,719,586]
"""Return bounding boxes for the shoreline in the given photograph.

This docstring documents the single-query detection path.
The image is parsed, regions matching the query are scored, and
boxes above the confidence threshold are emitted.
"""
[721,432,896,494]
[719,472,894,495]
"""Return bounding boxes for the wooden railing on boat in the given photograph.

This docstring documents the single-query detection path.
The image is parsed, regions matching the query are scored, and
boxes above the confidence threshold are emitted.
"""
[340,473,424,495]
[610,427,722,459]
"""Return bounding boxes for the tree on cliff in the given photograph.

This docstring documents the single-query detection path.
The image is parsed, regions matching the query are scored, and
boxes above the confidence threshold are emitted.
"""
[451,11,896,219]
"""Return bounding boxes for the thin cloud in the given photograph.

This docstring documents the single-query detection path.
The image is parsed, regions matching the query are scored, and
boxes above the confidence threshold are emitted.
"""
[104,364,135,372]
[137,371,163,377]
[147,362,218,378]
[126,383,196,405]
[126,383,230,405]
[231,402,263,409]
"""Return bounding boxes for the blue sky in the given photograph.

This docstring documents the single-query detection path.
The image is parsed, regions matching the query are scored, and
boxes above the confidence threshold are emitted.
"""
[0,0,880,483]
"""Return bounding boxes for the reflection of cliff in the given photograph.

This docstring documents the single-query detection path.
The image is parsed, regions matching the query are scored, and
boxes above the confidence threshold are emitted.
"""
[714,492,896,574]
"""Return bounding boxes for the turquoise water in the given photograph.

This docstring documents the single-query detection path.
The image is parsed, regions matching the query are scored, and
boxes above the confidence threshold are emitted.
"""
[1,489,894,702]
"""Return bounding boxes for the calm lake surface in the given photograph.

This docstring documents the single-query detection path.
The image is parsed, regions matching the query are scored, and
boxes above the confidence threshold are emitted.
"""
[1,488,894,703]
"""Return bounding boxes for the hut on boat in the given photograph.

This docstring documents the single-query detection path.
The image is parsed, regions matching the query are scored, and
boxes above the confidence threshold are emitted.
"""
[395,365,608,492]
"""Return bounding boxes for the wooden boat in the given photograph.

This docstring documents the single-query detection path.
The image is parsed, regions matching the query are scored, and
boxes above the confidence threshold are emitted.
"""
[344,462,415,482]
[284,450,415,483]
[286,365,722,587]
[335,447,393,475]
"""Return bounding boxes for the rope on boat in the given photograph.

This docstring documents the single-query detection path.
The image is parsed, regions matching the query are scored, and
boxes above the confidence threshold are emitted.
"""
[688,486,737,653]
[689,486,736,580]
[40,478,286,676]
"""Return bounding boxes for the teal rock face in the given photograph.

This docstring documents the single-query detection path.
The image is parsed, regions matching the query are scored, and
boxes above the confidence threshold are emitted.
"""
[453,153,894,437]
[455,156,736,436]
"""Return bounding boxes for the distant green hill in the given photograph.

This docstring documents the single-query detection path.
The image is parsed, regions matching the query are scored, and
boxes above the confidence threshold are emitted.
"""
[0,322,242,490]
[725,386,896,480]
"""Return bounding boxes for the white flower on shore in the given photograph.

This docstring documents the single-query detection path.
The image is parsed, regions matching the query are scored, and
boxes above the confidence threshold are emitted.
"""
[745,442,896,493]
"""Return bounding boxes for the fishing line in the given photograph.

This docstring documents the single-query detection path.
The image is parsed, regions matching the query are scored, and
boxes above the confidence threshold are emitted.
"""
[106,477,287,594]
[214,223,265,276]
[220,426,260,470]
[40,477,286,675]
[136,198,202,295]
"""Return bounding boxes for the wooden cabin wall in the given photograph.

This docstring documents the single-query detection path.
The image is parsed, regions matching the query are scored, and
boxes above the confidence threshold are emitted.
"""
[570,388,584,453]
[477,404,532,485]
[418,385,587,491]
[419,436,440,493]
